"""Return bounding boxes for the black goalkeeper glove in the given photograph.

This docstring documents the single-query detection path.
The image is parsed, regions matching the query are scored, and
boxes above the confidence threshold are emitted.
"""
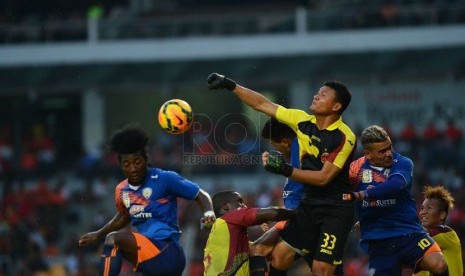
[207,73,237,91]
[264,150,294,177]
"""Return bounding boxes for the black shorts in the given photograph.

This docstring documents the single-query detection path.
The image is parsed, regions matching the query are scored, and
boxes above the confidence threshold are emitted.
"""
[280,204,355,265]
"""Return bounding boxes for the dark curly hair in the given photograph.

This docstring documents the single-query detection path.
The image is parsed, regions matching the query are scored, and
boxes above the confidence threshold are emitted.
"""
[261,117,296,141]
[110,124,149,160]
[212,190,237,217]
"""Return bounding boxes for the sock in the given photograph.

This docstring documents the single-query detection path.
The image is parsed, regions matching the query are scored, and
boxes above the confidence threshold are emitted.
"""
[432,266,449,276]
[250,256,268,276]
[99,244,123,276]
[269,264,287,276]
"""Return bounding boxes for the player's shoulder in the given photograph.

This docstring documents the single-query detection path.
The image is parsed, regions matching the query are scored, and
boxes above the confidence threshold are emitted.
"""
[429,225,455,237]
[392,151,413,166]
[115,179,128,191]
[339,120,356,137]
[351,156,367,168]
[148,167,178,179]
[278,105,313,120]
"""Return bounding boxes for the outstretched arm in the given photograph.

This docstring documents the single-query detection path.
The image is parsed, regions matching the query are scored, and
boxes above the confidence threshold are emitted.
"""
[207,73,278,117]
[344,174,406,201]
[78,212,130,247]
[255,207,296,225]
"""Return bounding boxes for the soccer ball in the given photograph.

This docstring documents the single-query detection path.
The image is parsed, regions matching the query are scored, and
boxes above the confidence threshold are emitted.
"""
[158,99,193,134]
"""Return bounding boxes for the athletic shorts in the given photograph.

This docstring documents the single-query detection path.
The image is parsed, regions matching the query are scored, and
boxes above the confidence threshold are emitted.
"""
[133,233,186,275]
[365,232,440,275]
[280,204,355,266]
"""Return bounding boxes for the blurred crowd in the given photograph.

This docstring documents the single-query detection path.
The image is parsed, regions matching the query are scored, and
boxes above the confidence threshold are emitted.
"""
[1,0,465,43]
[0,117,464,275]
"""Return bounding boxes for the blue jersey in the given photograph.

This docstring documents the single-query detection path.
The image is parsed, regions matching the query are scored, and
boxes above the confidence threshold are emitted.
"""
[283,138,304,210]
[115,167,200,242]
[349,151,424,244]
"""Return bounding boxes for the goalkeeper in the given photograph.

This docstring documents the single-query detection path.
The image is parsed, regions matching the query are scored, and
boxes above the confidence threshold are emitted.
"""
[207,73,357,275]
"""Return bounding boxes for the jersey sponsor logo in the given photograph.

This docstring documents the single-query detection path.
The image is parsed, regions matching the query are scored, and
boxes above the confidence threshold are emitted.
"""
[129,204,145,215]
[362,169,372,183]
[130,204,152,218]
[142,187,152,199]
[362,198,396,207]
[310,135,321,143]
[151,174,159,179]
[133,212,152,218]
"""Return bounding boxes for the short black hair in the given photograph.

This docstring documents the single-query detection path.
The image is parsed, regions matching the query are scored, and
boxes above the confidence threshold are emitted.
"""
[323,80,351,114]
[261,118,296,141]
[110,124,149,158]
[212,190,237,217]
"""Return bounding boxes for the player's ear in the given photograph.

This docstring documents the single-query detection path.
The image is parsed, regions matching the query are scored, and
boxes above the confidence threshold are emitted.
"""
[332,102,342,113]
[284,138,292,147]
[440,211,447,221]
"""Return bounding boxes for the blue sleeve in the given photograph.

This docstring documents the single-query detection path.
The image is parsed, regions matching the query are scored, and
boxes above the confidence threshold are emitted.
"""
[366,174,405,199]
[164,170,200,200]
[290,138,300,168]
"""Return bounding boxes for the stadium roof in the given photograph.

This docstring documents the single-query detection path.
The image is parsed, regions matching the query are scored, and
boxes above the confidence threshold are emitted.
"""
[0,46,464,94]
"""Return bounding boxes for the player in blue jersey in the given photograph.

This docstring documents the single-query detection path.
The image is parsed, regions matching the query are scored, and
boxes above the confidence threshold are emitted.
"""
[248,118,305,274]
[345,125,448,276]
[78,124,215,276]
[260,117,304,210]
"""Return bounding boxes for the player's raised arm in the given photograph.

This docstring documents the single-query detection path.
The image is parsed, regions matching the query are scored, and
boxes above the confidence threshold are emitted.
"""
[207,72,278,117]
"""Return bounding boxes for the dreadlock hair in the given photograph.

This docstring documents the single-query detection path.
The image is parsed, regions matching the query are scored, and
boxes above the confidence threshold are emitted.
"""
[261,117,296,142]
[423,185,455,217]
[323,80,352,114]
[110,124,149,162]
[211,190,238,217]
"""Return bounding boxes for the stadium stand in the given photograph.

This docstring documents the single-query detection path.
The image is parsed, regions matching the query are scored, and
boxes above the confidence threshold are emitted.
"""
[0,0,464,275]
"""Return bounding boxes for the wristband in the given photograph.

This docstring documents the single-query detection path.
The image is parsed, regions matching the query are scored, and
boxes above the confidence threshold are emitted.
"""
[282,164,294,177]
[204,210,215,218]
[224,78,237,91]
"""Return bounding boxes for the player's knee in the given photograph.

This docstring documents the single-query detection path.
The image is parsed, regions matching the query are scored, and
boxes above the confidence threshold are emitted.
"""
[104,231,119,245]
[250,244,272,257]
[312,260,335,276]
[270,251,294,270]
[430,257,447,274]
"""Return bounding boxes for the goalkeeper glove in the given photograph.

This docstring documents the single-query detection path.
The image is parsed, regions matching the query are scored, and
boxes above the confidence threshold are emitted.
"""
[264,150,294,177]
[207,73,237,91]
[342,190,367,201]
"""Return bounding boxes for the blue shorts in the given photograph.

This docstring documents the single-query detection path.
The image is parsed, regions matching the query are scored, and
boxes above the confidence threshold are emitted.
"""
[365,232,436,275]
[133,233,186,275]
